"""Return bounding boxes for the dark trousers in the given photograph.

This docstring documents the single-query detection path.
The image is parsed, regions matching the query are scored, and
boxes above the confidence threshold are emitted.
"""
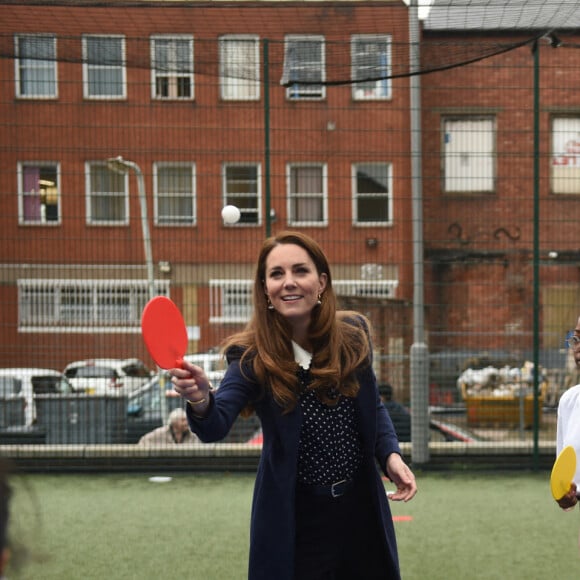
[293,477,398,580]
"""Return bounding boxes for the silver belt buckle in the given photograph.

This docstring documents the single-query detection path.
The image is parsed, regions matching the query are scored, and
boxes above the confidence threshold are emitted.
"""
[331,479,347,498]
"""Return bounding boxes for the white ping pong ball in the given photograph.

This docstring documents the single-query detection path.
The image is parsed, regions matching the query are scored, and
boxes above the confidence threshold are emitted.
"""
[221,205,241,224]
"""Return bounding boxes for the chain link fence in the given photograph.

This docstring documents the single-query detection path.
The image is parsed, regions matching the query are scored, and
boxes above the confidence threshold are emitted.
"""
[1,1,579,470]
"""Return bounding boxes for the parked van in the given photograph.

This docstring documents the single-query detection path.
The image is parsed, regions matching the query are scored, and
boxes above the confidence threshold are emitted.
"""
[0,368,73,427]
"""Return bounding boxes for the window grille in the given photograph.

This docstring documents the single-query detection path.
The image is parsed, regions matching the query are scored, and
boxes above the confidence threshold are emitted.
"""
[18,279,169,332]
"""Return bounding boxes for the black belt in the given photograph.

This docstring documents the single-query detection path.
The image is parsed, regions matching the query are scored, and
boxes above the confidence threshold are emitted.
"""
[297,478,355,499]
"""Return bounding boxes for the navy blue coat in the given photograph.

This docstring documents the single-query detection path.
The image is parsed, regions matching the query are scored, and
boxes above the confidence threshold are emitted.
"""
[186,351,403,580]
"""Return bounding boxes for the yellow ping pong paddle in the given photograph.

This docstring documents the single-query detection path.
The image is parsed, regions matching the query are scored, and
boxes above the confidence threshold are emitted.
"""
[551,445,577,501]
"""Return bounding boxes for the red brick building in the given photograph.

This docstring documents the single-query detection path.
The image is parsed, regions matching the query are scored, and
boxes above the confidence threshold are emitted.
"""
[0,1,413,389]
[421,2,580,357]
[1,0,579,400]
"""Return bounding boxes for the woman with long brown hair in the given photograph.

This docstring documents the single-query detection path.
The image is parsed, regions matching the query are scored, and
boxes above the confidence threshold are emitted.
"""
[170,231,416,580]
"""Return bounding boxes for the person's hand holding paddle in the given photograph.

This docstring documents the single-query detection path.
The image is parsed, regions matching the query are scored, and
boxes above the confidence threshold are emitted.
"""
[551,446,579,511]
[557,482,578,510]
[141,296,214,416]
[170,358,214,416]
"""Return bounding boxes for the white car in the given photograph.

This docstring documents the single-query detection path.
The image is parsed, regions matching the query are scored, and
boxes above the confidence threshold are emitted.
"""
[182,352,226,387]
[63,358,153,396]
[0,368,73,427]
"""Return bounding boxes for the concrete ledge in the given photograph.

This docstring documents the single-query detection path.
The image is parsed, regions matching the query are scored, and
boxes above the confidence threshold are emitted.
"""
[0,442,556,472]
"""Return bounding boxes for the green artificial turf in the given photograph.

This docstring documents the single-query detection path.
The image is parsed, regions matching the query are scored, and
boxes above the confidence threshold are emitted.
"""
[6,471,580,579]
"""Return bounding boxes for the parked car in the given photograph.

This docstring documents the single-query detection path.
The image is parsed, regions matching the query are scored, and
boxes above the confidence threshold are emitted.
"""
[126,373,182,443]
[0,367,74,427]
[63,358,152,396]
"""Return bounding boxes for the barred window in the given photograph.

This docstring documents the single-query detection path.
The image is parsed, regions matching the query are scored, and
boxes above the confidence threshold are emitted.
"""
[18,280,169,332]
[208,279,397,324]
[334,280,398,300]
[209,280,253,323]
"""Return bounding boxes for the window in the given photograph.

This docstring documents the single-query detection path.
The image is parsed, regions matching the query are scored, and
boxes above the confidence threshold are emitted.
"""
[287,164,327,226]
[15,34,57,98]
[86,162,128,225]
[223,164,261,225]
[219,36,260,100]
[82,35,126,99]
[442,117,495,193]
[18,163,60,225]
[209,280,253,323]
[551,117,580,194]
[351,35,391,100]
[18,279,169,332]
[154,163,196,225]
[353,163,392,225]
[151,36,194,100]
[282,36,325,100]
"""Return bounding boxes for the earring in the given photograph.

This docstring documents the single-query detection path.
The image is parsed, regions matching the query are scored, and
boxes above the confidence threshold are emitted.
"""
[317,294,322,305]
[267,297,274,310]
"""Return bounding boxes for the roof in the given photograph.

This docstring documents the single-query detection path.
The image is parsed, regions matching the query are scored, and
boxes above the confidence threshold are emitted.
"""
[423,0,580,31]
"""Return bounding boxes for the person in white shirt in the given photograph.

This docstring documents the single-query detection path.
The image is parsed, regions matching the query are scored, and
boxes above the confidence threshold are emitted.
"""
[556,315,580,510]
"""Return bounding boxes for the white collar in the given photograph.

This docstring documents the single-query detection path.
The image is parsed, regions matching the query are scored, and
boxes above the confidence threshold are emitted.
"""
[292,340,312,370]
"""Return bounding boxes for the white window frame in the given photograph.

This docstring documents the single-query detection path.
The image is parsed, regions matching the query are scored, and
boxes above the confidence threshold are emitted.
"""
[219,35,260,101]
[222,163,261,226]
[17,279,169,333]
[150,35,194,101]
[282,35,325,100]
[351,34,391,101]
[352,163,393,226]
[209,280,253,323]
[442,116,495,193]
[86,162,129,225]
[18,162,61,225]
[287,163,327,226]
[551,116,580,195]
[153,162,196,226]
[82,35,126,99]
[15,34,57,99]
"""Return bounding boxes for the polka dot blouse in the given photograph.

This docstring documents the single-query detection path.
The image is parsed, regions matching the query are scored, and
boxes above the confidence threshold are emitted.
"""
[297,374,363,486]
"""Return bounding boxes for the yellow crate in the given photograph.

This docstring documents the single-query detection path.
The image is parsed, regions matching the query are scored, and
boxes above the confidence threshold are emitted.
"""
[460,383,546,427]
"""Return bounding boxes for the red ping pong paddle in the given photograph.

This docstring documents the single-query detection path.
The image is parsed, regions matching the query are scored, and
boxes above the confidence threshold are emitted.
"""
[141,296,188,370]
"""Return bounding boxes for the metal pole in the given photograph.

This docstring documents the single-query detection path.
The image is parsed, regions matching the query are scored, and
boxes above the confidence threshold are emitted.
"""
[106,157,166,424]
[263,39,272,238]
[107,157,155,301]
[409,0,430,464]
[532,41,540,469]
